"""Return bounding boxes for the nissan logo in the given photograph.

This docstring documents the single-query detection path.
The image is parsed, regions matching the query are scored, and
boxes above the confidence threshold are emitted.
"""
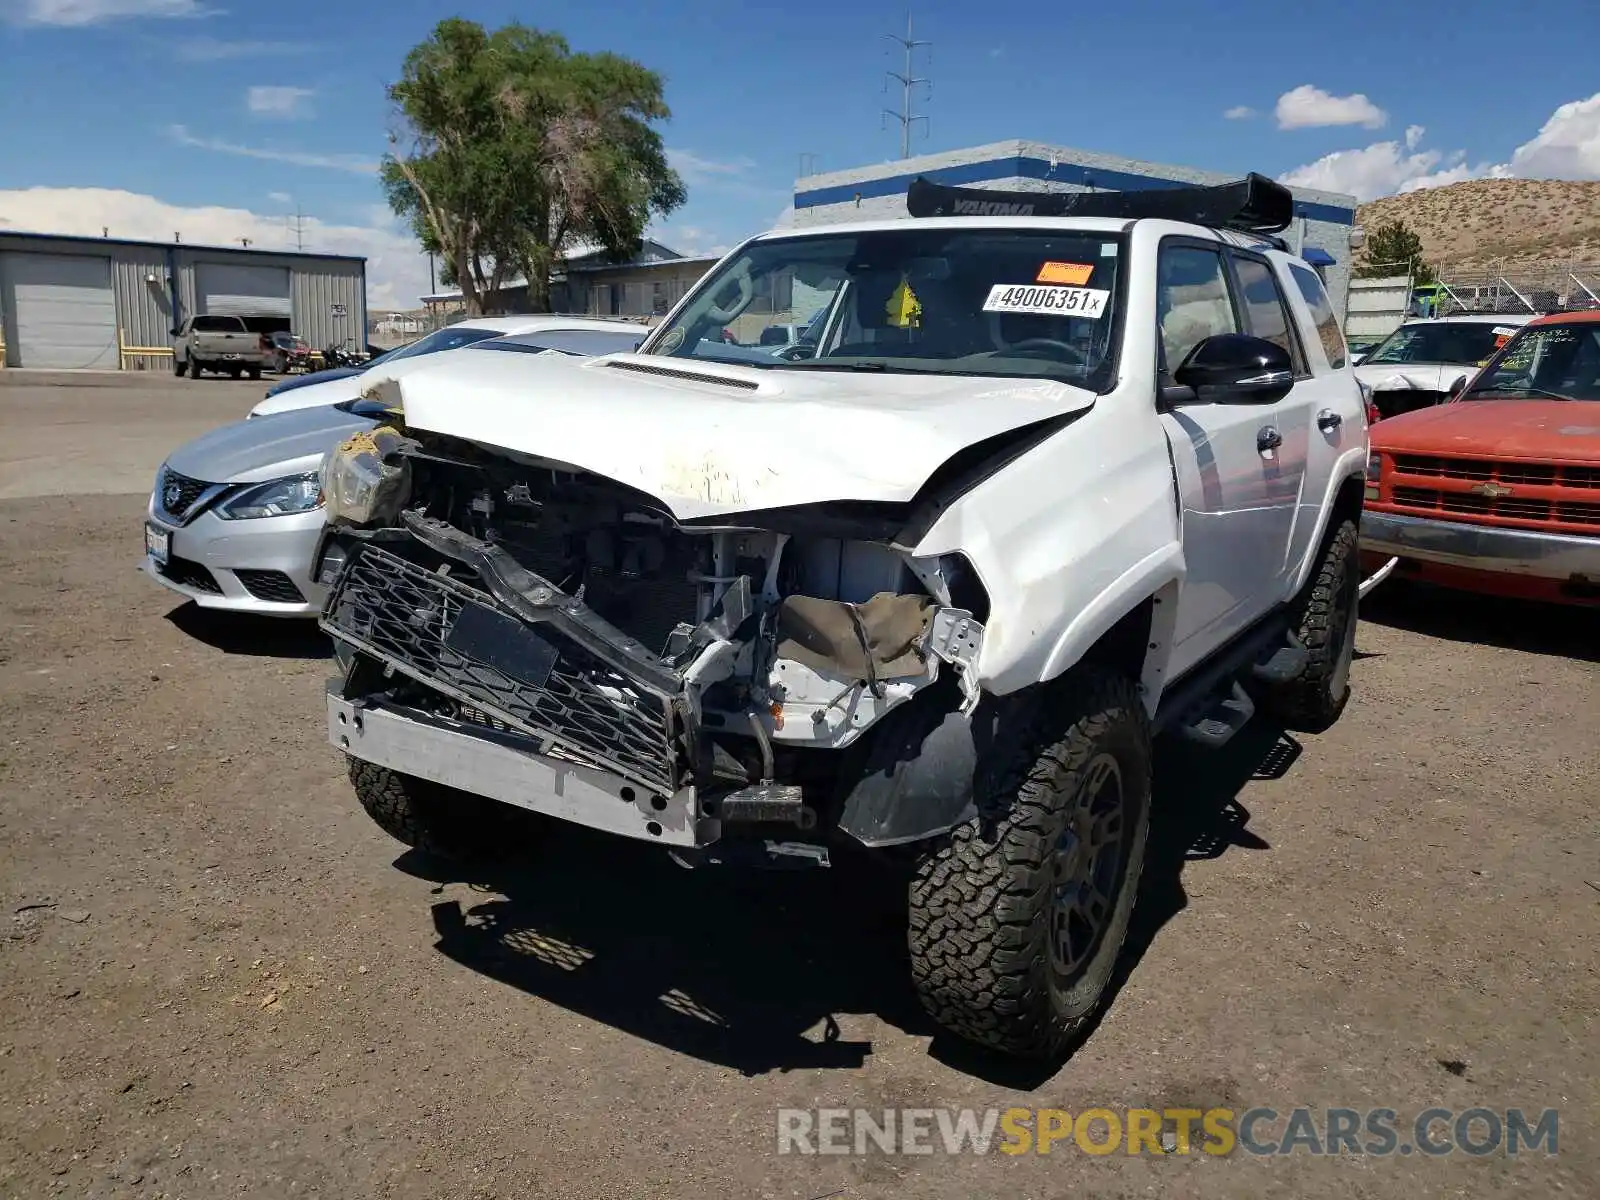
[164,483,183,510]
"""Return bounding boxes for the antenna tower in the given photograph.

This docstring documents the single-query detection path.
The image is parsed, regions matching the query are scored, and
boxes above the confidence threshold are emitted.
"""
[882,11,931,159]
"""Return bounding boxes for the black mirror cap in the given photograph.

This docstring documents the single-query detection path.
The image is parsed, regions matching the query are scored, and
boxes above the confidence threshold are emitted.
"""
[1447,374,1469,398]
[1174,333,1294,403]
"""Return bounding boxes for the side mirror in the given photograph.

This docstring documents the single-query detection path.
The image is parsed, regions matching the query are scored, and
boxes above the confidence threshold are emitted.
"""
[1173,334,1294,404]
[1447,375,1469,400]
[170,328,181,337]
[1351,351,1369,366]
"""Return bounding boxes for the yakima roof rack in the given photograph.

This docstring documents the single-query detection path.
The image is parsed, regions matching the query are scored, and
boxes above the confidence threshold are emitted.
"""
[906,172,1296,235]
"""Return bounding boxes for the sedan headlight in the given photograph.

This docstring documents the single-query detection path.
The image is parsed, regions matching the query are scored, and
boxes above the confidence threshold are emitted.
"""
[215,472,323,520]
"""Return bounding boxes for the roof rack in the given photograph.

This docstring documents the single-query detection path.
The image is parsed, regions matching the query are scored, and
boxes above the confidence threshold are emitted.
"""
[905,172,1296,235]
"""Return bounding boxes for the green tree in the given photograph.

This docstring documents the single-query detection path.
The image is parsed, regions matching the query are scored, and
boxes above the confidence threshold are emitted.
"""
[1357,219,1435,284]
[382,19,686,315]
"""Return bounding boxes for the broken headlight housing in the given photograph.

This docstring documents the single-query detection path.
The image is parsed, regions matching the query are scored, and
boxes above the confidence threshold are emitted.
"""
[320,426,413,528]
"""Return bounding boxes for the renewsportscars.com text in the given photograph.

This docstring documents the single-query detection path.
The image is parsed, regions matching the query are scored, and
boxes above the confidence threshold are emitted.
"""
[776,1106,1559,1157]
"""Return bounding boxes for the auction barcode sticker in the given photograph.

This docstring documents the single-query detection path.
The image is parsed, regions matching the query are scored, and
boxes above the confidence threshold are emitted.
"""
[983,284,1109,319]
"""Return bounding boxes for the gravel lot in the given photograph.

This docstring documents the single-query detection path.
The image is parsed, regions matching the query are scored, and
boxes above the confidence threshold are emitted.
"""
[1,377,1595,1199]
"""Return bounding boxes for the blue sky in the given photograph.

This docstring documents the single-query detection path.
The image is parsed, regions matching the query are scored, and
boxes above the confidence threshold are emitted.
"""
[2,0,1597,306]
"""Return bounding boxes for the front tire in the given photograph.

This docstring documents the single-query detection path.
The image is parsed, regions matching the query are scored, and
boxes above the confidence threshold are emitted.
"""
[346,757,533,859]
[173,357,187,377]
[908,669,1151,1059]
[191,361,204,378]
[1263,518,1359,733]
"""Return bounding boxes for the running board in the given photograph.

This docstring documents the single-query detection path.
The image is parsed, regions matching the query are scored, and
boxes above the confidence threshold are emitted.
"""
[1250,639,1308,685]
[1179,681,1256,748]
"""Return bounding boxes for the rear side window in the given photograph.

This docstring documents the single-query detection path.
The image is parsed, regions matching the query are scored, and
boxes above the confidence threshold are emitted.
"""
[1288,263,1347,368]
[1230,256,1307,375]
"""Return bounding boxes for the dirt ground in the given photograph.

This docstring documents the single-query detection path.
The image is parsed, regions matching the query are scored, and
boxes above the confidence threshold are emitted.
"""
[0,379,1595,1199]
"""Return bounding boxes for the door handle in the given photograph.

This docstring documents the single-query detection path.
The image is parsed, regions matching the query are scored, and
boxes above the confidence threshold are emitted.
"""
[1317,409,1343,433]
[1257,425,1283,453]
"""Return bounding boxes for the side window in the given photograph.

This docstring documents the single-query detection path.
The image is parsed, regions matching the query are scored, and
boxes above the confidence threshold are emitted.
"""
[1288,263,1347,368]
[1156,245,1238,375]
[1230,255,1307,375]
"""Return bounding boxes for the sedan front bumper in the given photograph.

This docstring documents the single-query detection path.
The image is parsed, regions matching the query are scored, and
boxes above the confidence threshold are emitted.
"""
[141,500,328,617]
[1360,510,1600,581]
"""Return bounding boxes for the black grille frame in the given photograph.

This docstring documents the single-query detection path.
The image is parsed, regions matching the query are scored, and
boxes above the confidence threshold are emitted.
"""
[321,543,686,794]
[157,468,215,521]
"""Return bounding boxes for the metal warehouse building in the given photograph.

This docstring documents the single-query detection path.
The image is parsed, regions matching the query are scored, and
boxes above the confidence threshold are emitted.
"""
[792,140,1359,316]
[0,232,366,371]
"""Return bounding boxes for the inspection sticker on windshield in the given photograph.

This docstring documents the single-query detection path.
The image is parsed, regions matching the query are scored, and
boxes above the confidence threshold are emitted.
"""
[983,284,1109,318]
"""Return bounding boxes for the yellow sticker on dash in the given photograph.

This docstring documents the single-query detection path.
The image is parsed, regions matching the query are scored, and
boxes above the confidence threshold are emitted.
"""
[1037,261,1094,286]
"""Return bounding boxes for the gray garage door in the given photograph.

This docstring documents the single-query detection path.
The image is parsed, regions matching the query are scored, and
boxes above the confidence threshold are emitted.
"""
[196,262,291,318]
[3,253,118,369]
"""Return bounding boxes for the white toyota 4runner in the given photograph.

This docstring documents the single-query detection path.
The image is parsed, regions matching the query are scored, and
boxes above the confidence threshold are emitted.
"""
[314,174,1368,1059]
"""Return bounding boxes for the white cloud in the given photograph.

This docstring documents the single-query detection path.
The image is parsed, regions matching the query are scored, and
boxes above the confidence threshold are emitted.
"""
[1509,93,1600,178]
[166,124,377,174]
[172,36,314,61]
[1279,93,1600,202]
[1223,105,1257,121]
[1275,84,1387,131]
[1279,129,1512,202]
[667,148,758,185]
[247,85,314,119]
[0,186,429,309]
[653,224,731,259]
[267,191,292,205]
[2,0,213,25]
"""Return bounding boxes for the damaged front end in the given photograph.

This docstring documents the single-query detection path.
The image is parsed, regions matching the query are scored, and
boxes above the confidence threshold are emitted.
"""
[317,424,989,858]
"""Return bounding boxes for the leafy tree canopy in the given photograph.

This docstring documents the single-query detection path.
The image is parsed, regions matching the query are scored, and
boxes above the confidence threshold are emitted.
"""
[382,19,686,314]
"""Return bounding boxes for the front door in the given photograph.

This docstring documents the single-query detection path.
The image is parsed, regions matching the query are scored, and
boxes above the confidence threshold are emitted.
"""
[1154,241,1307,679]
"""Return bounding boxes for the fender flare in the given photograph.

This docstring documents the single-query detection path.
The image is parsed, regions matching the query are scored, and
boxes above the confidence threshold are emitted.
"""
[1038,542,1187,717]
[1286,449,1369,597]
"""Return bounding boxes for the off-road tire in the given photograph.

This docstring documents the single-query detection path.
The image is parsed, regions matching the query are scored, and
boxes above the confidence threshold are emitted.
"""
[346,757,532,860]
[247,365,262,381]
[908,669,1152,1059]
[191,361,204,379]
[1263,518,1359,733]
[173,357,187,377]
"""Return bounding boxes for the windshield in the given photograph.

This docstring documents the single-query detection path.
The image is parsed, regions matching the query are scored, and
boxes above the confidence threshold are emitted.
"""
[470,329,643,356]
[1364,321,1517,367]
[643,227,1124,387]
[1464,322,1600,402]
[379,324,504,363]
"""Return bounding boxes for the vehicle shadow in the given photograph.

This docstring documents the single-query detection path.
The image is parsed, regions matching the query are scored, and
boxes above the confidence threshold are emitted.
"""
[1360,581,1598,662]
[164,602,331,659]
[402,721,1291,1084]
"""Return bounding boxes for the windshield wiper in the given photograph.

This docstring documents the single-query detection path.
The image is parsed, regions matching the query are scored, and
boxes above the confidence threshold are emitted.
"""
[1467,384,1576,402]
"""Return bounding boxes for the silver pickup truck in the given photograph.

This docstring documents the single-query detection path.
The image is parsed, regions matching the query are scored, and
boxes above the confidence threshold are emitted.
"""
[173,315,267,380]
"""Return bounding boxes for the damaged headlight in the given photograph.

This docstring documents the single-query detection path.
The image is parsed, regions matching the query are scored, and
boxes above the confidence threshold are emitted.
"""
[320,426,413,528]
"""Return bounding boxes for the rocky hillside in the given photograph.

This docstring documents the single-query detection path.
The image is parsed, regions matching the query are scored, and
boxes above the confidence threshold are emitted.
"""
[1356,178,1600,269]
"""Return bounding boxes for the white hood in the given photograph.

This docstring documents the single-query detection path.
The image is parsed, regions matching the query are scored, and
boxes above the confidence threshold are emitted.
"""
[385,350,1098,520]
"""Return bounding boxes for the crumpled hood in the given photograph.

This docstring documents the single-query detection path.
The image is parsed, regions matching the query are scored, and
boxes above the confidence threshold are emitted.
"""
[1354,361,1475,393]
[386,350,1098,520]
[168,403,378,484]
[1372,399,1600,462]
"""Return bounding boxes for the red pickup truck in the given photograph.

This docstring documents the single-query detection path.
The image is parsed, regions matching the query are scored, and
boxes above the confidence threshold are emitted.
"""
[1360,311,1600,606]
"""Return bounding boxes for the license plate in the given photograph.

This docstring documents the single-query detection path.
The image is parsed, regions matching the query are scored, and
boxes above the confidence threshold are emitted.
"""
[145,523,170,565]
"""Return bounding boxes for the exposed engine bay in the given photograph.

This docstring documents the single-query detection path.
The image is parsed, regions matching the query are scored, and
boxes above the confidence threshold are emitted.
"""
[318,425,989,844]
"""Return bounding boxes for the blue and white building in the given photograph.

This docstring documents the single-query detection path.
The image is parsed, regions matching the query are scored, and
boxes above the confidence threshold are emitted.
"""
[790,140,1358,316]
